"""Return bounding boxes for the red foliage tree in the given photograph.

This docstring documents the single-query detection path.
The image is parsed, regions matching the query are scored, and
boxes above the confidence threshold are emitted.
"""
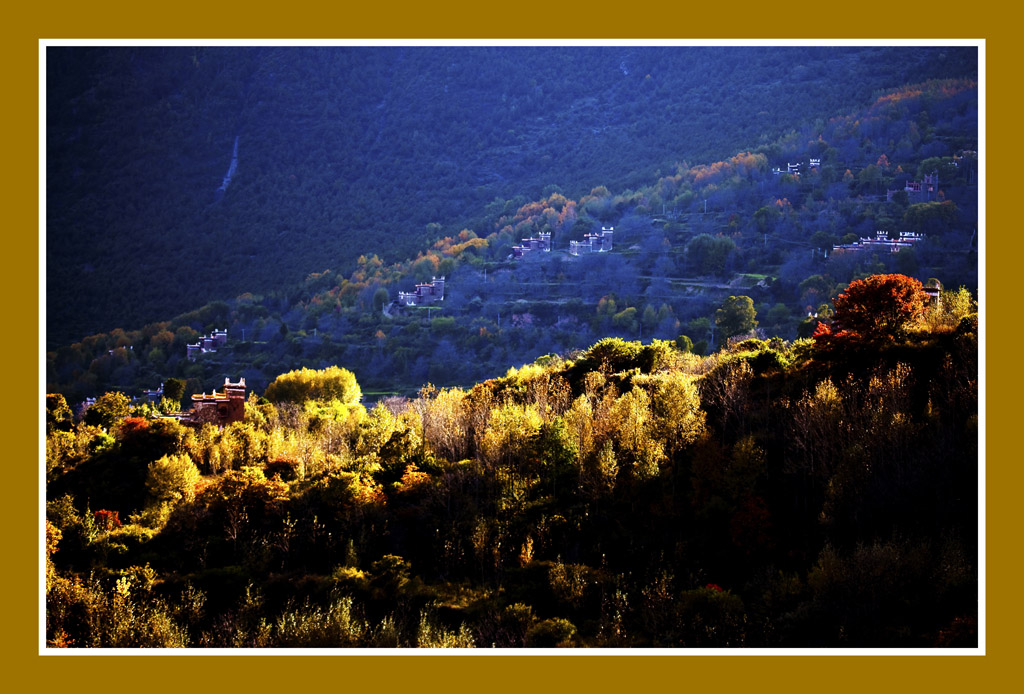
[93,509,122,530]
[814,274,928,351]
[117,416,151,438]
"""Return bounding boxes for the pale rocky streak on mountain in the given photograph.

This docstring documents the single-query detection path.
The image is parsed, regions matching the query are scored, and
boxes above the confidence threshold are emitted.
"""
[213,135,239,203]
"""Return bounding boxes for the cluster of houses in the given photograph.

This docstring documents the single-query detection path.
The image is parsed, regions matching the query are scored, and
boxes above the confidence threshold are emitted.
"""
[186,329,228,361]
[769,158,942,204]
[508,227,615,258]
[387,225,618,313]
[511,232,552,259]
[569,227,615,256]
[832,230,926,254]
[772,158,821,176]
[887,171,939,202]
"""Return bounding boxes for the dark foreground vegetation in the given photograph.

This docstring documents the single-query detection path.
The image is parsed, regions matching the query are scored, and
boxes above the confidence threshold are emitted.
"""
[46,275,978,648]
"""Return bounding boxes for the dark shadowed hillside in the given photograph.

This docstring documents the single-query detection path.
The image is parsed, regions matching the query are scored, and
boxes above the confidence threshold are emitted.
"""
[47,73,978,407]
[46,45,976,347]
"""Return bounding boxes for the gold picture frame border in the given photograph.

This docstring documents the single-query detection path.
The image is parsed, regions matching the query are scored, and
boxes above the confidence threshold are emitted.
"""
[13,4,1004,689]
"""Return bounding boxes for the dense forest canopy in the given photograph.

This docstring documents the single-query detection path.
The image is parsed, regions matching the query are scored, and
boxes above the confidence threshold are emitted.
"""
[46,283,978,648]
[46,45,977,348]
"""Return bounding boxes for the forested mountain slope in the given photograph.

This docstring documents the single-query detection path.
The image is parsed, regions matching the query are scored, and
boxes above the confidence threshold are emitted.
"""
[47,75,979,406]
[46,45,976,347]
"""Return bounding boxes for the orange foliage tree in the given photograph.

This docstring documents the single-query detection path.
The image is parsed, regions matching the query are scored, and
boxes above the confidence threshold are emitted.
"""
[814,273,928,350]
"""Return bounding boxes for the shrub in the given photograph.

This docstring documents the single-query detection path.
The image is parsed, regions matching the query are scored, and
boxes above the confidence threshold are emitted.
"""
[673,585,747,647]
[575,337,643,374]
[264,457,301,481]
[83,392,131,429]
[93,509,121,531]
[146,454,202,506]
[265,365,362,406]
[274,596,366,647]
[417,604,475,648]
[748,348,790,375]
[525,617,577,647]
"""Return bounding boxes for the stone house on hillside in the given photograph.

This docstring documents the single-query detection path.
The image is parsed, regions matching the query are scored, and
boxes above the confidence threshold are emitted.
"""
[187,328,228,361]
[186,377,247,426]
[569,227,614,256]
[887,171,939,202]
[398,276,446,306]
[511,232,552,258]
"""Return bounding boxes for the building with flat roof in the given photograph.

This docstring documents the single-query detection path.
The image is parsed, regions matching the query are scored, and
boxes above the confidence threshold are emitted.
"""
[569,227,614,256]
[511,232,552,258]
[187,328,228,361]
[887,171,939,202]
[832,231,925,254]
[397,276,446,306]
[187,377,246,425]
